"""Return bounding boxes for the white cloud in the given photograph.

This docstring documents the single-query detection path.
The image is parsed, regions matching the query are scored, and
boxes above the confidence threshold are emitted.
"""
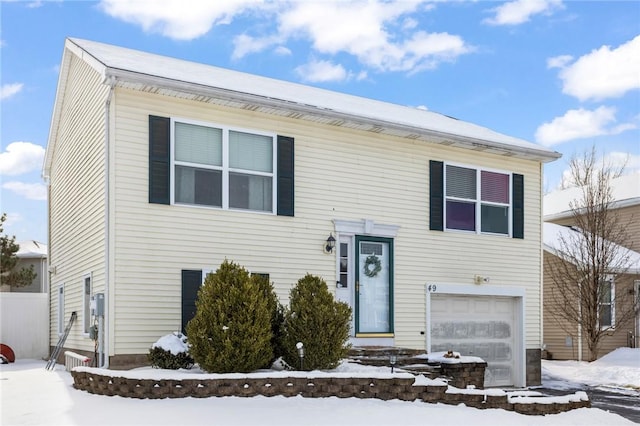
[98,0,259,40]
[556,152,640,189]
[232,1,471,73]
[535,106,636,146]
[484,0,564,26]
[553,35,640,101]
[295,60,349,83]
[1,83,24,100]
[2,182,47,201]
[99,0,470,76]
[274,46,292,56]
[232,34,284,60]
[547,54,572,69]
[0,142,45,176]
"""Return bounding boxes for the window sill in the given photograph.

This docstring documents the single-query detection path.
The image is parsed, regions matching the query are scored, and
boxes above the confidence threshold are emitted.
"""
[355,333,394,338]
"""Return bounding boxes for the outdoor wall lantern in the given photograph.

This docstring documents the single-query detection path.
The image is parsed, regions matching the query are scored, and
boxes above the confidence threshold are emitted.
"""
[324,234,336,253]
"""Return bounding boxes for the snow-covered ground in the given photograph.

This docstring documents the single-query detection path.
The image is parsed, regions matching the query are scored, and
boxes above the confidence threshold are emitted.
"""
[1,349,638,426]
[542,347,640,394]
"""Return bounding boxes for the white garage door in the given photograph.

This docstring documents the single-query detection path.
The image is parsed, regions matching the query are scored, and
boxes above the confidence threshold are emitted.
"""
[430,294,518,387]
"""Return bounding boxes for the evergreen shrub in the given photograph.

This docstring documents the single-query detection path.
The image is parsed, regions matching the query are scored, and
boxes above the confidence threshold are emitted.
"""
[148,332,194,370]
[281,274,352,370]
[186,260,275,373]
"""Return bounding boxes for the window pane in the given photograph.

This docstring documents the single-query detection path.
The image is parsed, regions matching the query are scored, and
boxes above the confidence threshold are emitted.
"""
[446,165,476,199]
[482,171,509,204]
[481,204,509,234]
[446,200,475,231]
[600,282,612,302]
[175,122,222,166]
[175,166,222,207]
[229,131,273,172]
[229,172,272,211]
[599,304,612,328]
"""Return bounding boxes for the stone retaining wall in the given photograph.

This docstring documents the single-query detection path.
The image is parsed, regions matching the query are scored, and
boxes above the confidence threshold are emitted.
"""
[70,370,590,416]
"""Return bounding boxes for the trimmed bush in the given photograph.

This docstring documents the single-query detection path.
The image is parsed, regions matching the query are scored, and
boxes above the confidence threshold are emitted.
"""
[186,260,274,373]
[148,332,194,370]
[254,274,286,367]
[281,274,352,370]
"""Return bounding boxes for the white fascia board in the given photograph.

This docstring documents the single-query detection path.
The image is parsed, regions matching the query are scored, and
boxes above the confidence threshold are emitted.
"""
[104,68,561,163]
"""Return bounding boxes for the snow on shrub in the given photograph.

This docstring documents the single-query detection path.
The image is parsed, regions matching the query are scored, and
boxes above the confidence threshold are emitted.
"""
[148,332,194,370]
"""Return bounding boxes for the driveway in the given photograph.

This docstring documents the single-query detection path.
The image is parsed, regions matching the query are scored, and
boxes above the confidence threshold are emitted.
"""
[536,385,640,423]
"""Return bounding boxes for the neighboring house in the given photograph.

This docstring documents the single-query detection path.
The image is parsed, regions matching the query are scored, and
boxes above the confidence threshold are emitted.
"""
[43,38,560,387]
[0,241,48,293]
[543,174,640,359]
[0,241,49,360]
[544,174,640,252]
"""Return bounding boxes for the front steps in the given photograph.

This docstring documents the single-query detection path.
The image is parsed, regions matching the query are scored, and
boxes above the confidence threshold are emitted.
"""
[348,346,442,377]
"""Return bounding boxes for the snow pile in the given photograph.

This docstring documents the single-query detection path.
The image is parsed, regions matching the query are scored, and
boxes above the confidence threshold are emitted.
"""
[543,348,640,390]
[151,332,189,355]
[422,351,486,364]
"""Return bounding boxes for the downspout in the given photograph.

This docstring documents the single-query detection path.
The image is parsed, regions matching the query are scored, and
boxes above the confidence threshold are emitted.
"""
[102,77,115,368]
[539,162,544,362]
[577,290,583,362]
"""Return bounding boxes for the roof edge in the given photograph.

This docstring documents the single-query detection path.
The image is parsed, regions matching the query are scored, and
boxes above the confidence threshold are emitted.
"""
[107,67,561,163]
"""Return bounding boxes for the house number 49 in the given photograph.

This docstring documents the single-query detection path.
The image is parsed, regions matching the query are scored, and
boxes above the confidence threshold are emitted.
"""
[427,285,437,293]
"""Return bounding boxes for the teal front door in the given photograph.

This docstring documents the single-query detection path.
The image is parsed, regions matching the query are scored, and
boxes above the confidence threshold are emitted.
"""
[355,236,393,335]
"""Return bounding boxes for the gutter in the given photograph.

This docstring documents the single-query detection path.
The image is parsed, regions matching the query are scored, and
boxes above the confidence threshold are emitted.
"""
[105,68,561,164]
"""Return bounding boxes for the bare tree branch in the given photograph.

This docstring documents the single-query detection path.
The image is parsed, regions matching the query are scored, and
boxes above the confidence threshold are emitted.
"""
[545,146,638,361]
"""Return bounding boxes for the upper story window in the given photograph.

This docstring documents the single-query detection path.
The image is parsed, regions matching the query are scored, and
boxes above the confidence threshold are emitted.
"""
[172,120,275,213]
[445,164,511,236]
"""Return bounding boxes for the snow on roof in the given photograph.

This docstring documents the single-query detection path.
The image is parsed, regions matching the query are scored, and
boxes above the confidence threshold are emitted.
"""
[543,222,640,273]
[544,173,640,218]
[58,38,559,164]
[16,240,47,258]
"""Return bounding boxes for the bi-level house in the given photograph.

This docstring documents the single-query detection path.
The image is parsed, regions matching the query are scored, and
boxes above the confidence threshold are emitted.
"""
[44,38,560,387]
[543,174,640,360]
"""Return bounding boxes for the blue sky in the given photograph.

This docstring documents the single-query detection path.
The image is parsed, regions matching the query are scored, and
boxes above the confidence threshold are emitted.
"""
[1,0,639,244]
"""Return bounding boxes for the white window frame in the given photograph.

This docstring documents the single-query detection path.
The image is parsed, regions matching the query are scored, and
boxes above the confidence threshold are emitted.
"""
[82,273,92,336]
[598,276,615,330]
[443,162,512,236]
[57,284,65,336]
[170,117,277,214]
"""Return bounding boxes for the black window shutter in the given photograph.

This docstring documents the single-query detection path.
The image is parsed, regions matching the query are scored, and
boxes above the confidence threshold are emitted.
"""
[181,270,202,334]
[512,173,524,239]
[149,115,170,205]
[429,160,444,231]
[277,135,295,216]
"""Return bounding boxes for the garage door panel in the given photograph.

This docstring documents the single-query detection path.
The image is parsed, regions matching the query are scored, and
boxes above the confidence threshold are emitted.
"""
[473,299,490,314]
[452,299,470,313]
[431,294,518,387]
[495,299,513,314]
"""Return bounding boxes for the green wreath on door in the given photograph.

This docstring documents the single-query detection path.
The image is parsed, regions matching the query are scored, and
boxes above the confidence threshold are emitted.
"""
[363,255,381,278]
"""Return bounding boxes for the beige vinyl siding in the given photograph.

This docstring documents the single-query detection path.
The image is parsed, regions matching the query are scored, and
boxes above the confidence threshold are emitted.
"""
[543,251,637,360]
[549,204,638,252]
[48,53,109,352]
[612,204,639,252]
[109,88,544,356]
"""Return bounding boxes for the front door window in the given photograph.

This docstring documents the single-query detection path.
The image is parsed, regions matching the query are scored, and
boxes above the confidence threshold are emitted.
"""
[356,236,393,334]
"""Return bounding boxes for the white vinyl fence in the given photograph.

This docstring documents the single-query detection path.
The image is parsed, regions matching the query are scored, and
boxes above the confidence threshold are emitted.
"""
[0,293,49,360]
